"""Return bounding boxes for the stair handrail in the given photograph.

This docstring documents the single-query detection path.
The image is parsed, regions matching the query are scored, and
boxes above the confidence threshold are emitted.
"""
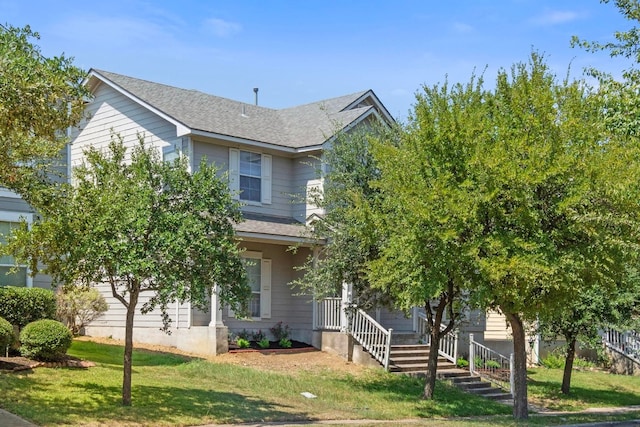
[416,312,458,363]
[346,305,393,371]
[469,333,513,394]
[602,329,640,365]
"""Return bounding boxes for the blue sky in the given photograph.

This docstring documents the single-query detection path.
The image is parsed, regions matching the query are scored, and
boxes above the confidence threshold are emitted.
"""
[2,0,634,120]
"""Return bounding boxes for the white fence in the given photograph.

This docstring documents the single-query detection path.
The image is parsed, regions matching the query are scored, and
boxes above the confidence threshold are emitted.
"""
[348,307,393,370]
[313,297,342,331]
[603,329,640,364]
[469,333,513,393]
[416,312,458,363]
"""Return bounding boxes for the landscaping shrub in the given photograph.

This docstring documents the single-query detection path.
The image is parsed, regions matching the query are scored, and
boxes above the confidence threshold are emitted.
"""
[270,321,290,341]
[456,357,469,368]
[236,338,250,349]
[0,286,56,328]
[258,338,270,349]
[19,319,72,361]
[0,316,14,355]
[541,349,566,369]
[279,338,292,348]
[251,329,266,341]
[56,286,108,335]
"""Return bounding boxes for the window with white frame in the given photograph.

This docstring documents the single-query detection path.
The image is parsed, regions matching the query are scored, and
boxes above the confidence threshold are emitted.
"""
[229,148,271,204]
[228,251,271,319]
[0,212,32,287]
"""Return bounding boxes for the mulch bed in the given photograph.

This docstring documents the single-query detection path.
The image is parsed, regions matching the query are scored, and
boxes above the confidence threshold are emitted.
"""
[228,340,315,354]
[0,355,95,372]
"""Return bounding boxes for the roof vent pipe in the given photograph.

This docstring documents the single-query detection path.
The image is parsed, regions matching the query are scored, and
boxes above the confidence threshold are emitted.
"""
[253,87,259,106]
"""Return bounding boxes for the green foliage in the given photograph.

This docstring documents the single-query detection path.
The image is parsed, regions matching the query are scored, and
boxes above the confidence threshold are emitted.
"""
[6,136,250,405]
[541,350,566,369]
[269,321,290,341]
[485,360,501,369]
[236,329,251,340]
[19,319,72,361]
[291,124,397,309]
[456,357,469,368]
[0,316,14,352]
[0,24,88,208]
[257,338,270,349]
[0,286,56,328]
[56,286,108,335]
[236,338,250,349]
[278,338,292,348]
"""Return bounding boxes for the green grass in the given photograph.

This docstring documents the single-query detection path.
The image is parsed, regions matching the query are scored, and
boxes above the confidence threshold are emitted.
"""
[528,366,640,411]
[0,340,639,426]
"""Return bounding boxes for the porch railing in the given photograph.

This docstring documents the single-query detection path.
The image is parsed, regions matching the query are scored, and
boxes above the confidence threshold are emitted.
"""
[469,333,513,394]
[603,329,640,364]
[347,306,393,371]
[416,312,458,363]
[313,297,342,331]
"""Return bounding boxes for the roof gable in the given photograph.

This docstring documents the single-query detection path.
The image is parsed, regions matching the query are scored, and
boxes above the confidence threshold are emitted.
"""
[87,69,393,150]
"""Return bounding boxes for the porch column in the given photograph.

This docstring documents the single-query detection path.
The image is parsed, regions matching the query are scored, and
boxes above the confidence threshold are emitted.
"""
[340,281,353,332]
[312,247,320,330]
[412,307,419,332]
[209,285,224,327]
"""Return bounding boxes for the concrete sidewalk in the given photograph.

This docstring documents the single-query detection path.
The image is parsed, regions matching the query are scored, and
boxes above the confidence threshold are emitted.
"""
[0,408,37,427]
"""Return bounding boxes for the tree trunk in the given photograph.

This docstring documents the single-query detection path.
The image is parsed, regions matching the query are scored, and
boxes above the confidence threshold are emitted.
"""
[122,289,139,406]
[505,311,528,420]
[561,336,576,395]
[423,322,441,399]
[423,298,446,400]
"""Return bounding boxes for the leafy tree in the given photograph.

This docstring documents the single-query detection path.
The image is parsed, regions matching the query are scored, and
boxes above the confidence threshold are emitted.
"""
[367,52,640,419]
[6,136,250,406]
[538,273,640,394]
[291,125,396,308]
[365,77,486,399]
[0,24,88,208]
[471,53,640,419]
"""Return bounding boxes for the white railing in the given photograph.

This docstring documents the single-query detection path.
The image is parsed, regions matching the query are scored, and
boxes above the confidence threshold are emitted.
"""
[469,333,513,394]
[603,329,640,364]
[348,307,393,370]
[416,312,458,363]
[313,297,342,331]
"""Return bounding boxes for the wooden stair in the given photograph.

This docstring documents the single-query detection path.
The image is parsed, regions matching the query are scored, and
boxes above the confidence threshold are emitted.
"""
[388,344,456,373]
[388,344,512,401]
[439,370,513,401]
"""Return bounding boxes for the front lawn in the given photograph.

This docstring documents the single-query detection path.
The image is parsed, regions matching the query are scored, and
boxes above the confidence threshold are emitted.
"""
[528,366,640,411]
[1,340,639,426]
[0,340,510,426]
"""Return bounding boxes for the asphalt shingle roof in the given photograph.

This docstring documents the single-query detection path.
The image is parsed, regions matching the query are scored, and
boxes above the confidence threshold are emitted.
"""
[92,69,376,149]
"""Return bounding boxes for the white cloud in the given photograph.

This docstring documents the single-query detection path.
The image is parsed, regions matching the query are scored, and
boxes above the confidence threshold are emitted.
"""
[531,10,581,26]
[452,22,474,34]
[204,18,242,37]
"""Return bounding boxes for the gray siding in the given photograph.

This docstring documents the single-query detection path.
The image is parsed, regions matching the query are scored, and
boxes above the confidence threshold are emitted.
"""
[90,282,188,329]
[224,242,313,343]
[71,82,177,165]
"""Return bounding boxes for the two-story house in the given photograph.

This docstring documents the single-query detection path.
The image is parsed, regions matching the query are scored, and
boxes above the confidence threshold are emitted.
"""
[71,69,401,356]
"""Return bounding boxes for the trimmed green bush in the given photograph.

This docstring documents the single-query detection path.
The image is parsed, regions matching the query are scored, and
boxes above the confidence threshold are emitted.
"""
[0,286,56,328]
[0,316,14,354]
[19,319,72,361]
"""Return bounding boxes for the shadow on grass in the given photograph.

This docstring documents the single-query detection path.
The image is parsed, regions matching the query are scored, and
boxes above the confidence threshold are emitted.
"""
[527,376,640,409]
[337,371,511,418]
[5,375,305,426]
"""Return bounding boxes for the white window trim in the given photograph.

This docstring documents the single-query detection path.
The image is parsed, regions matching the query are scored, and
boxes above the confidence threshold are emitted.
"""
[228,148,272,205]
[0,211,33,287]
[227,251,271,320]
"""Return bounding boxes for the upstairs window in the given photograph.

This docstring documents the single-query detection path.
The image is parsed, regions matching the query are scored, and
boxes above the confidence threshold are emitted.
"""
[229,148,271,204]
[240,151,262,202]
